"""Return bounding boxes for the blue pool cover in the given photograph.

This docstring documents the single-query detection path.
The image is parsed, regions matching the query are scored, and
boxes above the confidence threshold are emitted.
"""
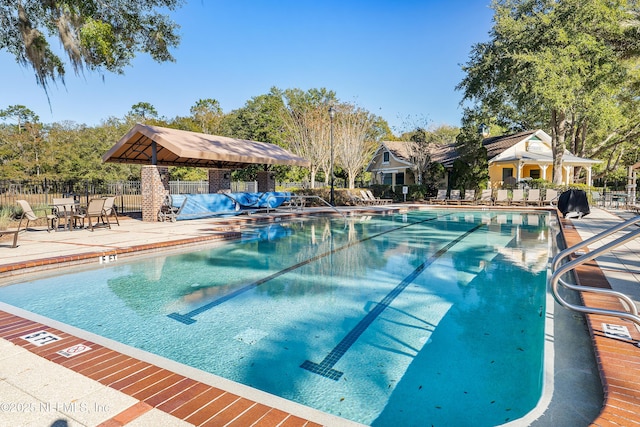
[168,192,292,220]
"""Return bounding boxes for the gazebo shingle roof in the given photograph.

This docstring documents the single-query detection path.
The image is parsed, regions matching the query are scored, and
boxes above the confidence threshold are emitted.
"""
[103,124,311,169]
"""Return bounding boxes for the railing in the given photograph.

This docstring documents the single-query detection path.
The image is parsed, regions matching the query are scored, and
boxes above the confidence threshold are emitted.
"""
[285,195,347,220]
[550,216,640,345]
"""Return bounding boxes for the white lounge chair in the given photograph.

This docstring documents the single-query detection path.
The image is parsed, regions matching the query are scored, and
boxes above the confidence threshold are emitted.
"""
[460,189,476,205]
[511,189,525,206]
[429,189,447,205]
[544,189,558,206]
[360,190,379,205]
[526,189,542,206]
[366,189,392,204]
[477,189,493,205]
[494,189,510,206]
[446,189,462,205]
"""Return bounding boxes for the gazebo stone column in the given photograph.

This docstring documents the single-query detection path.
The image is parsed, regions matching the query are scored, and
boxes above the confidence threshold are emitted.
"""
[209,169,232,193]
[141,165,169,222]
[257,171,276,192]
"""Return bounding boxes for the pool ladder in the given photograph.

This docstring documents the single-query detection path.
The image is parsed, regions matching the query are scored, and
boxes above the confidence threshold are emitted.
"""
[550,216,640,346]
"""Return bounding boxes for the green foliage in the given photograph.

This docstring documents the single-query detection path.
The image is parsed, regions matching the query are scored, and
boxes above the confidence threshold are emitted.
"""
[458,0,640,184]
[169,167,207,181]
[0,205,13,230]
[404,184,432,201]
[451,118,489,192]
[0,0,182,90]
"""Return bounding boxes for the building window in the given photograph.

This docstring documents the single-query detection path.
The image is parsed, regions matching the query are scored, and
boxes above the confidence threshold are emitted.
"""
[502,168,513,181]
[383,151,390,164]
[383,173,392,185]
[396,172,405,185]
[530,169,541,179]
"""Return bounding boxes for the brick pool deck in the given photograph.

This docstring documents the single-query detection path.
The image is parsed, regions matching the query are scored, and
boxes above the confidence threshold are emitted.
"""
[0,205,639,426]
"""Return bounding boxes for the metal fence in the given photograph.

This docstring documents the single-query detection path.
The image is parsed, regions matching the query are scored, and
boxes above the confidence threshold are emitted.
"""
[0,180,143,214]
[0,179,328,214]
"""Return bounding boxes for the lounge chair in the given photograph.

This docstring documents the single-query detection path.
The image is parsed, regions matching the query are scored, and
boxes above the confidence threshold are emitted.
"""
[477,189,493,205]
[0,228,20,248]
[74,198,110,231]
[16,200,57,232]
[544,189,558,206]
[346,190,366,206]
[494,189,510,206]
[446,189,462,205]
[366,189,392,204]
[511,189,526,206]
[429,189,448,205]
[360,190,378,205]
[102,196,120,226]
[526,189,542,206]
[459,189,476,205]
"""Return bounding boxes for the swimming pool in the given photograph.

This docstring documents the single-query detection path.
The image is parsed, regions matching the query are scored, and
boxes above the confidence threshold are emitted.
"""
[0,210,558,426]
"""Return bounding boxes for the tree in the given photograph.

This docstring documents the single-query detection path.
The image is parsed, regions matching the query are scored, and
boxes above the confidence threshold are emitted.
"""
[458,0,640,184]
[0,105,45,178]
[400,124,459,186]
[281,88,337,188]
[333,103,378,189]
[452,113,490,191]
[127,102,159,124]
[222,88,293,182]
[0,0,182,91]
[190,98,223,135]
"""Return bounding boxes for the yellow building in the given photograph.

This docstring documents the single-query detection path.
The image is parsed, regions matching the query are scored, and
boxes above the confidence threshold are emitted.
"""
[483,129,600,188]
[367,130,600,189]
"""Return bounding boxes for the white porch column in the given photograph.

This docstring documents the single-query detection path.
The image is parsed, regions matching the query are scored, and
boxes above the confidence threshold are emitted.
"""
[586,166,593,187]
[564,166,572,184]
[516,162,523,182]
[540,164,549,181]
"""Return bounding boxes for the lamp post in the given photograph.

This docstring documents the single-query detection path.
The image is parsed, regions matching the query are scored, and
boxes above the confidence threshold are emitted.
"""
[329,106,335,206]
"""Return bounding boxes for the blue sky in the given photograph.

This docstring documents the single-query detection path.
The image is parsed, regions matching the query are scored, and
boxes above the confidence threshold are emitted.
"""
[0,1,494,134]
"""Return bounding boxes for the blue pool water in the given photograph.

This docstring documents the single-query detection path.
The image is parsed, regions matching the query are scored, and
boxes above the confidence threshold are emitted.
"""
[0,210,558,426]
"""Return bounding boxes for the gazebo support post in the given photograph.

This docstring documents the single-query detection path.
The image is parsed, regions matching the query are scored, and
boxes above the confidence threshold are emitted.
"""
[208,169,232,193]
[257,171,275,192]
[141,165,169,222]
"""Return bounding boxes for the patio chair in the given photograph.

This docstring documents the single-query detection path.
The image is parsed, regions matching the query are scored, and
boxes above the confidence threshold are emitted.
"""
[459,189,476,205]
[74,198,110,231]
[366,189,392,204]
[16,200,57,232]
[429,189,448,205]
[510,189,526,206]
[477,189,493,205]
[526,189,542,206]
[446,189,462,205]
[102,196,120,226]
[52,197,79,231]
[591,191,603,207]
[494,189,510,206]
[544,189,559,206]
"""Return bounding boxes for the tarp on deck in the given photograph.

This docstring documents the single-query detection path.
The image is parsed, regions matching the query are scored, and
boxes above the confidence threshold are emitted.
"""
[168,192,292,220]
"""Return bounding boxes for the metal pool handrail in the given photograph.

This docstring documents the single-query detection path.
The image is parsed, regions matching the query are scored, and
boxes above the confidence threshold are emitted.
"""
[289,195,347,220]
[552,216,640,271]
[550,217,640,342]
